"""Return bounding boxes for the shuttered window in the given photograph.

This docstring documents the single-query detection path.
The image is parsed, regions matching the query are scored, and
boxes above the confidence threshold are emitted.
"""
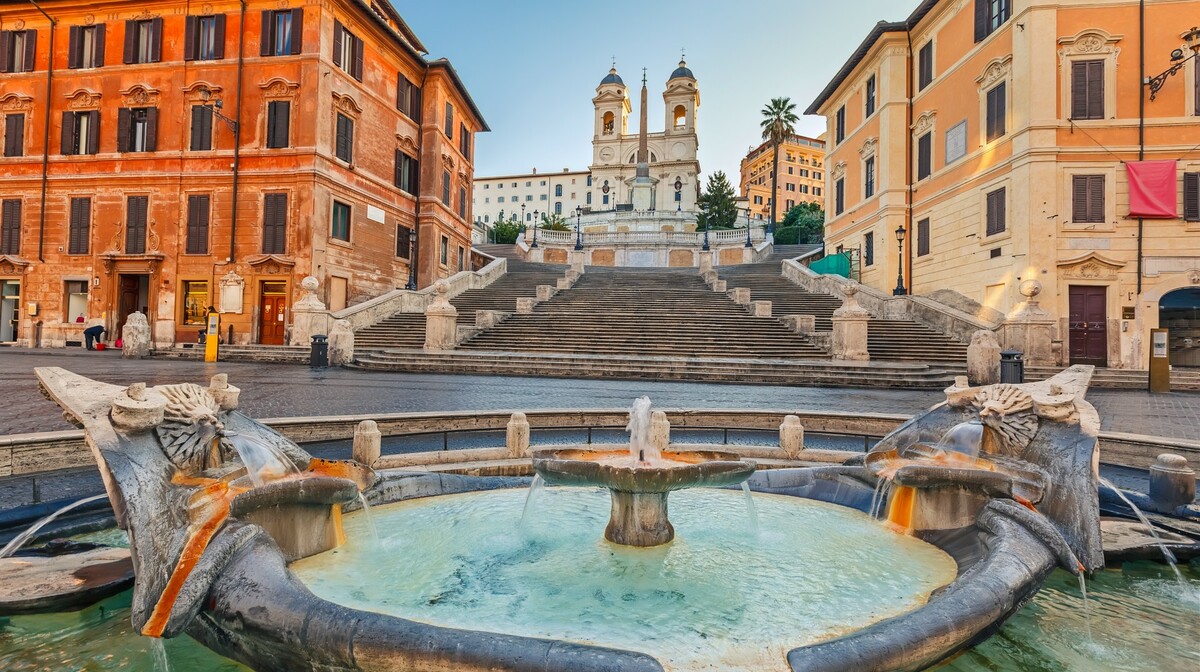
[118,107,157,153]
[985,188,1006,236]
[444,103,454,139]
[331,201,351,242]
[442,171,451,206]
[186,195,210,254]
[0,200,21,255]
[261,9,303,56]
[332,21,363,81]
[917,132,932,181]
[395,225,412,259]
[68,25,105,69]
[835,178,845,215]
[266,101,290,149]
[985,82,1006,142]
[835,106,846,144]
[1071,175,1105,223]
[864,156,875,198]
[458,187,467,219]
[122,18,162,64]
[1070,60,1104,120]
[974,0,1010,43]
[865,75,876,117]
[262,193,287,254]
[61,111,100,155]
[4,114,24,157]
[1185,173,1200,222]
[396,74,422,121]
[185,15,225,61]
[863,232,874,266]
[191,105,213,151]
[0,30,37,73]
[459,123,470,159]
[918,42,934,90]
[69,197,90,254]
[125,196,148,254]
[917,218,930,257]
[394,150,419,194]
[335,113,354,163]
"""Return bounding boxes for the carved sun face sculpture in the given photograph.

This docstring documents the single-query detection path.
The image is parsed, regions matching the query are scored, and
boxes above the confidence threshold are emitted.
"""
[154,383,233,473]
[972,384,1039,457]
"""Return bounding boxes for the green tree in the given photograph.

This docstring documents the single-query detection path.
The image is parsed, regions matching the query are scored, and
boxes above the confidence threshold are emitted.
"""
[696,171,739,231]
[491,220,522,244]
[760,97,799,227]
[539,212,571,231]
[779,202,825,244]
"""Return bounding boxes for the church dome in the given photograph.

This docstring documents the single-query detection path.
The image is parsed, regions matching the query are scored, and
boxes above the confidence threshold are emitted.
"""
[669,59,694,81]
[599,67,624,86]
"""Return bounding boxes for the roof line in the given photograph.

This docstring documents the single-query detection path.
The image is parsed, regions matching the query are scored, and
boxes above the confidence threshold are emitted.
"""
[427,58,490,132]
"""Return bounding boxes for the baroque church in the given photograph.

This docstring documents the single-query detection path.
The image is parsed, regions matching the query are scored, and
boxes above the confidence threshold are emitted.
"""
[589,60,701,215]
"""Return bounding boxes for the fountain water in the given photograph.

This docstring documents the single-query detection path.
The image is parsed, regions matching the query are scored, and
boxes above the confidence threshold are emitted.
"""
[356,493,378,546]
[150,636,171,672]
[519,474,546,528]
[740,482,760,535]
[625,396,658,464]
[1099,477,1185,584]
[0,494,108,559]
[224,433,299,487]
[934,421,985,458]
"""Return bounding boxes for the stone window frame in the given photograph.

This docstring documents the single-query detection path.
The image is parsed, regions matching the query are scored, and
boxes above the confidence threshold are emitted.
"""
[182,190,212,255]
[178,277,212,327]
[912,110,936,183]
[259,77,299,149]
[332,93,361,166]
[977,176,1012,245]
[182,82,223,152]
[1182,160,1200,231]
[330,199,352,246]
[1059,162,1117,232]
[1057,29,1121,123]
[0,93,33,158]
[858,136,878,201]
[976,55,1013,148]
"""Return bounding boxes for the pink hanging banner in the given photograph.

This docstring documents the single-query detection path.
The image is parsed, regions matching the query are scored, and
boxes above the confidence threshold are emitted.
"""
[1126,160,1177,219]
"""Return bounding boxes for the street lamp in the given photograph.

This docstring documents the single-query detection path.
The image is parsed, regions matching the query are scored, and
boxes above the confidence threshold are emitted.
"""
[574,205,583,250]
[700,202,710,252]
[197,87,239,134]
[892,224,907,296]
[1147,27,1200,101]
[744,207,753,248]
[531,209,539,248]
[405,226,418,290]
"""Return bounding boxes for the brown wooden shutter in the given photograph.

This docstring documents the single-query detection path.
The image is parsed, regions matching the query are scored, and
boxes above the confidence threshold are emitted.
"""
[123,20,136,63]
[412,85,422,122]
[973,0,987,42]
[213,15,226,59]
[187,195,209,254]
[150,18,162,62]
[94,24,106,66]
[918,133,932,180]
[1086,60,1104,119]
[332,21,342,67]
[289,8,303,54]
[22,30,35,72]
[335,114,347,160]
[1184,173,1200,222]
[69,197,90,254]
[262,194,277,252]
[394,149,402,187]
[126,196,147,254]
[0,32,10,72]
[1088,175,1104,222]
[917,218,930,256]
[60,111,74,154]
[1070,61,1087,119]
[260,11,272,56]
[274,194,287,253]
[87,111,100,154]
[117,108,130,153]
[352,35,363,80]
[1072,175,1089,222]
[4,114,22,156]
[145,108,158,151]
[184,16,197,60]
[396,75,406,112]
[68,26,81,68]
[0,200,20,254]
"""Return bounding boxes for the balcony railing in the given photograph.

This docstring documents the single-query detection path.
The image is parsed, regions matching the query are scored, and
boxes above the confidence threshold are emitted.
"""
[532,227,766,247]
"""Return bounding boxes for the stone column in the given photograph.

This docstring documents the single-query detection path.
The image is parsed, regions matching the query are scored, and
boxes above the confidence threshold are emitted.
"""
[998,280,1057,366]
[506,412,531,458]
[423,281,458,351]
[967,329,1002,385]
[780,415,805,458]
[328,319,355,366]
[699,251,713,273]
[352,420,381,467]
[290,276,331,346]
[831,286,870,361]
[121,312,151,358]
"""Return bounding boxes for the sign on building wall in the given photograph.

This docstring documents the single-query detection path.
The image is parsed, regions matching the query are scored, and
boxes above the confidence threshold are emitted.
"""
[367,205,386,223]
[945,121,968,165]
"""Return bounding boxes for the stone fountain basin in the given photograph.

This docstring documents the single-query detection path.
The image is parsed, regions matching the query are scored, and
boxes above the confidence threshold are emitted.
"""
[865,446,1048,504]
[531,448,756,492]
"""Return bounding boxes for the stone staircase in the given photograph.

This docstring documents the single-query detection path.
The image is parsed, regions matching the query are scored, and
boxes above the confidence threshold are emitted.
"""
[716,263,969,365]
[1025,365,1200,391]
[457,267,828,359]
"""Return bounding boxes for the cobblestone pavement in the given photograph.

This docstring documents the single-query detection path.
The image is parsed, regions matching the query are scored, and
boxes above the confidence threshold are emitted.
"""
[1,349,1197,440]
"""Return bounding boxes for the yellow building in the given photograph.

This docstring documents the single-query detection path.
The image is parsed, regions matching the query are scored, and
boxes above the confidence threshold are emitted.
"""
[739,134,826,221]
[807,0,1200,370]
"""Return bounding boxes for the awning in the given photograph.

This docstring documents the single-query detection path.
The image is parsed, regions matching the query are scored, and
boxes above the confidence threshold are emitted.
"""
[1126,160,1177,219]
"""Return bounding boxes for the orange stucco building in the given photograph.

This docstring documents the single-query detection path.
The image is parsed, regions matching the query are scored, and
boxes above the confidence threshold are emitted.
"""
[738,133,826,221]
[809,0,1200,369]
[0,0,486,347]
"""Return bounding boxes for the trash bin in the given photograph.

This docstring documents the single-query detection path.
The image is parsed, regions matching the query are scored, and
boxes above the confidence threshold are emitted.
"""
[1000,350,1024,384]
[310,335,329,368]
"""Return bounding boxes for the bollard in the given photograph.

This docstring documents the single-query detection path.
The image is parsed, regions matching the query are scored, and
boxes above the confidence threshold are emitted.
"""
[352,420,382,467]
[649,411,671,453]
[780,415,805,458]
[506,412,531,458]
[1148,453,1196,514]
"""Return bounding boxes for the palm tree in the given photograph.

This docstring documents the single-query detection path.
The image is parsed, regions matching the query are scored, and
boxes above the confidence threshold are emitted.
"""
[760,97,799,229]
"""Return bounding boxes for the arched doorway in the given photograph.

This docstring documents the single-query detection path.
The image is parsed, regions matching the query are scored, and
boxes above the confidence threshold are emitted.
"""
[1159,287,1200,367]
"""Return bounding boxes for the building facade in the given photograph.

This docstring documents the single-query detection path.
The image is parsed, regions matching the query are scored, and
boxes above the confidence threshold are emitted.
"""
[739,133,826,221]
[0,0,486,348]
[473,169,591,228]
[808,0,1200,369]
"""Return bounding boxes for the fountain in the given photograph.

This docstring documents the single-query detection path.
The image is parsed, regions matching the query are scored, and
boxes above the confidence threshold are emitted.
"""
[531,397,756,546]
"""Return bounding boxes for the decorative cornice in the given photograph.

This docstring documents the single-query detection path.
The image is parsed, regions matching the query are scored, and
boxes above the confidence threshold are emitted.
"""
[912,110,937,135]
[0,93,34,112]
[1057,28,1123,53]
[258,77,300,98]
[119,84,160,107]
[395,134,418,155]
[182,81,222,102]
[332,92,362,117]
[976,55,1013,90]
[65,88,102,110]
[1057,252,1125,280]
[831,160,847,180]
[858,136,878,160]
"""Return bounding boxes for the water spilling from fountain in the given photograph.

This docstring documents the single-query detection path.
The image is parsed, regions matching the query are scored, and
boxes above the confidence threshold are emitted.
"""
[0,494,108,559]
[740,482,760,535]
[356,493,378,546]
[1099,476,1186,585]
[519,474,545,527]
[225,432,299,487]
[626,396,658,464]
[933,421,984,459]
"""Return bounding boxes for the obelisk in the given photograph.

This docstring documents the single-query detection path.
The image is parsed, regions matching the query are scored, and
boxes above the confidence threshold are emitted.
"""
[630,68,655,211]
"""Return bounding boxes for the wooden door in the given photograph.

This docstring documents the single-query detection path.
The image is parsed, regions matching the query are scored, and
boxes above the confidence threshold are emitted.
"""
[259,284,287,345]
[1069,285,1107,366]
[117,275,141,337]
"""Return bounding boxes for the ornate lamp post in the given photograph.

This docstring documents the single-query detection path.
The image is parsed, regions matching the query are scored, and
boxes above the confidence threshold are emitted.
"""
[892,224,907,296]
[405,226,418,290]
[700,202,710,252]
[531,209,539,248]
[1147,27,1200,101]
[575,205,584,250]
[197,87,239,133]
[744,207,753,248]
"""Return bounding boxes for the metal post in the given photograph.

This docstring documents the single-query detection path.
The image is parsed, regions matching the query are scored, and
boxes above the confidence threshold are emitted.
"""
[893,225,907,296]
[744,208,752,248]
[574,206,583,250]
[531,209,539,248]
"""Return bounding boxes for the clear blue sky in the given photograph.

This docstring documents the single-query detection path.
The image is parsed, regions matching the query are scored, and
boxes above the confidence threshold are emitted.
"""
[394,0,907,179]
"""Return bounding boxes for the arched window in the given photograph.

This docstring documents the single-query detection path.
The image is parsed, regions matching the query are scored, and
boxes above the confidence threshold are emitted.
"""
[602,111,615,135]
[483,215,489,223]
[555,184,563,197]
[554,201,562,214]
[673,105,686,128]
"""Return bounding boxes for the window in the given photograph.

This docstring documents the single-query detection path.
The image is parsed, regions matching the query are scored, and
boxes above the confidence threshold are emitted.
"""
[917,132,932,181]
[787,166,794,175]
[602,194,609,206]
[835,106,846,144]
[587,175,592,187]
[125,196,148,254]
[68,25,105,69]
[444,103,454,138]
[835,178,845,215]
[185,15,225,61]
[394,150,419,193]
[0,30,36,73]
[396,74,423,121]
[786,199,795,210]
[539,194,547,201]
[123,18,162,64]
[266,101,290,148]
[4,114,24,157]
[974,0,1010,43]
[985,187,1006,236]
[586,192,592,205]
[555,184,563,197]
[118,107,157,153]
[985,82,1006,142]
[459,123,470,159]
[442,171,451,206]
[527,195,534,202]
[396,225,413,258]
[554,201,563,214]
[865,75,876,117]
[511,196,517,203]
[864,156,875,198]
[458,187,467,219]
[331,201,351,242]
[186,195,209,254]
[69,197,90,254]
[335,113,354,163]
[333,21,363,80]
[917,218,930,256]
[1185,173,1200,222]
[181,281,209,325]
[457,246,464,272]
[1071,175,1105,224]
[785,183,796,192]
[261,9,303,56]
[863,231,874,266]
[440,235,448,264]
[753,195,763,205]
[945,120,968,164]
[1070,60,1104,120]
[918,41,934,91]
[65,280,89,322]
[61,111,99,155]
[0,200,20,254]
[190,105,213,151]
[262,193,287,254]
